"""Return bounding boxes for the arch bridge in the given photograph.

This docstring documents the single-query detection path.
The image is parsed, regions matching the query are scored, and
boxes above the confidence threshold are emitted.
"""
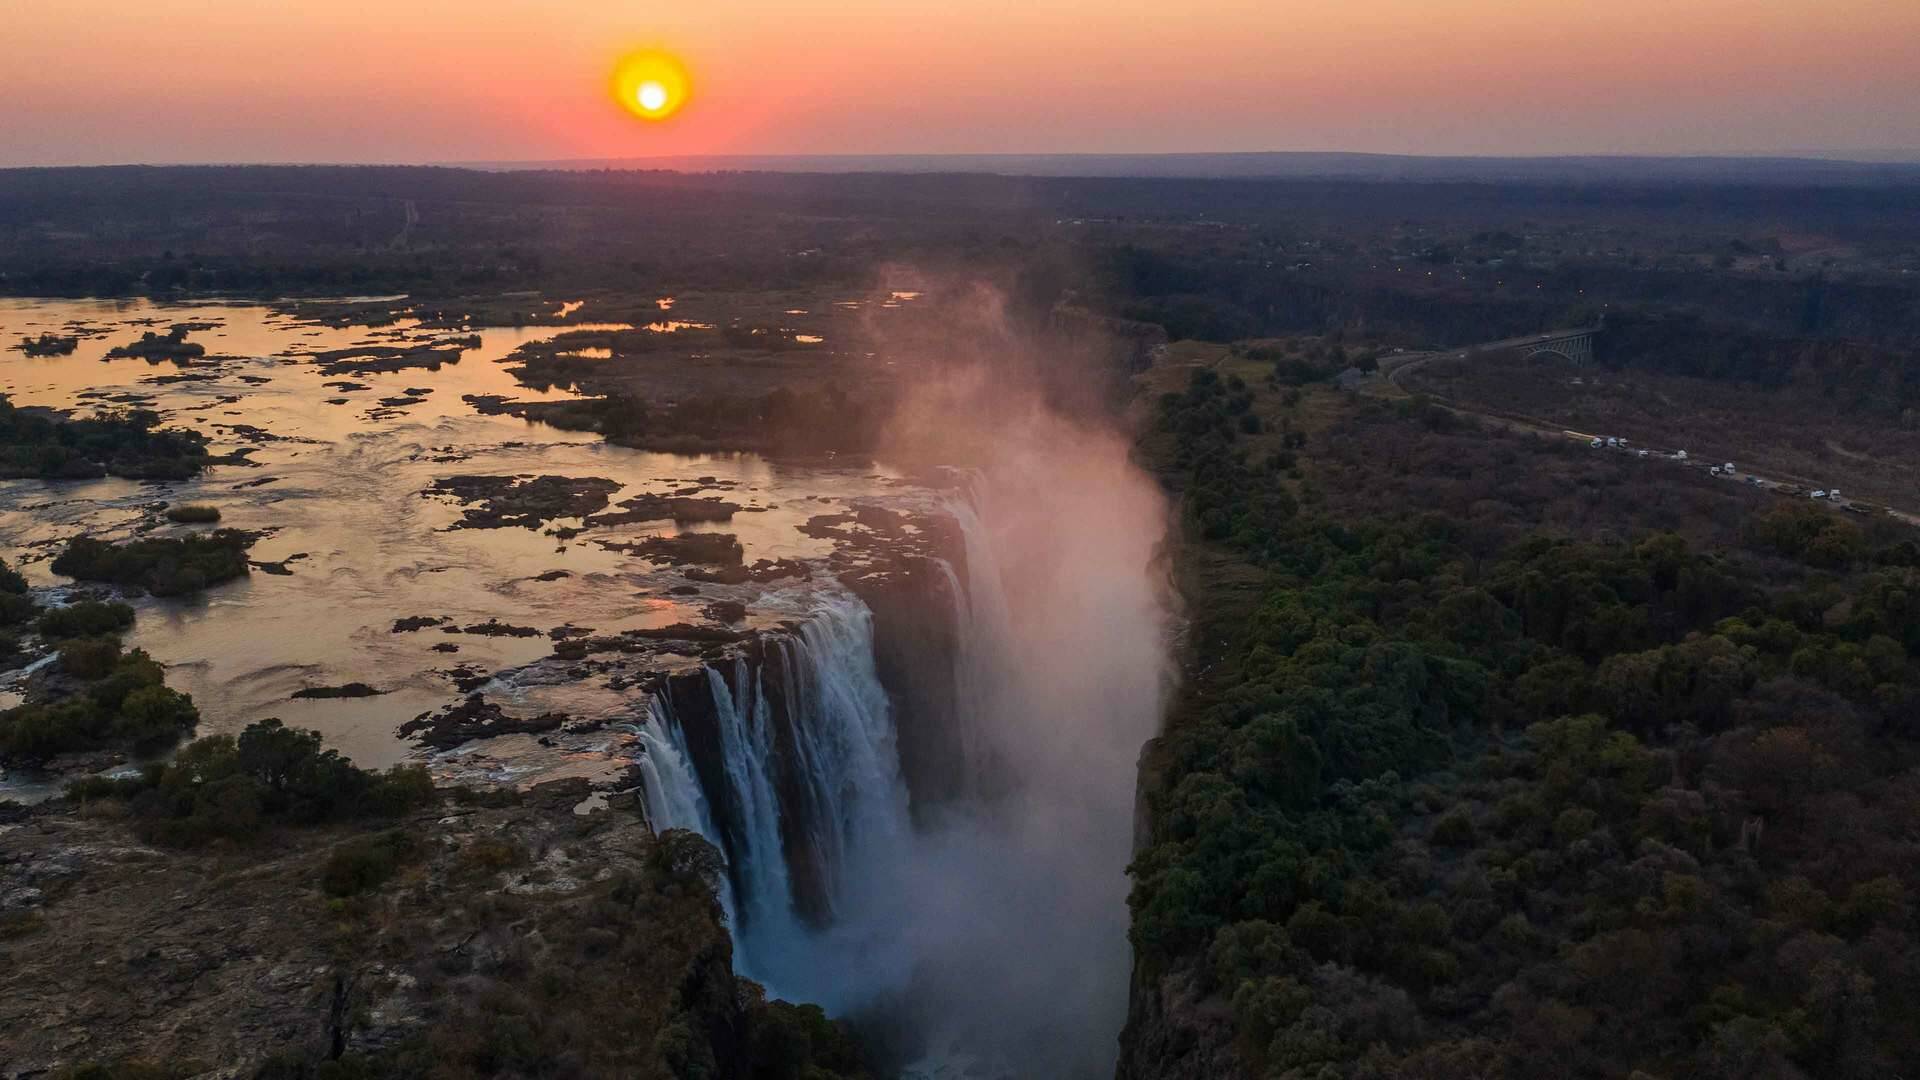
[1467,326,1599,366]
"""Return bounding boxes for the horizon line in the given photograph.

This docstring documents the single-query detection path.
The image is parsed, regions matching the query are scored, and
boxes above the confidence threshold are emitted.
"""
[7,149,1920,178]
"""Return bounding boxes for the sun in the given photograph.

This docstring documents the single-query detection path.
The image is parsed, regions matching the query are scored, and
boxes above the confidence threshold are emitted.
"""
[612,50,690,121]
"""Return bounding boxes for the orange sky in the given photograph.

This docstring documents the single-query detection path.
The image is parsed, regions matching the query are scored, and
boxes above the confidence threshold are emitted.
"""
[4,0,1918,166]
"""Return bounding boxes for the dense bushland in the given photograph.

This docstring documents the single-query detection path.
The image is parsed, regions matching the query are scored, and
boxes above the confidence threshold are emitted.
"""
[1129,372,1920,1077]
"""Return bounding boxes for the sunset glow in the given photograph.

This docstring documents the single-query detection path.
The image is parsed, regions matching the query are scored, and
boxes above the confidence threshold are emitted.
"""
[1,1,1917,164]
[612,50,690,122]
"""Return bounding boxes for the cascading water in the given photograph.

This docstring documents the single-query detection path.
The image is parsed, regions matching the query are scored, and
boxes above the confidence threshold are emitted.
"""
[772,591,911,915]
[632,695,719,846]
[631,586,913,987]
[704,657,810,951]
[630,415,1168,1078]
[936,480,1023,798]
[631,695,742,934]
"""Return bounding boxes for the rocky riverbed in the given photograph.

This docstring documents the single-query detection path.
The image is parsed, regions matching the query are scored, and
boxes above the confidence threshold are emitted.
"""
[0,296,951,798]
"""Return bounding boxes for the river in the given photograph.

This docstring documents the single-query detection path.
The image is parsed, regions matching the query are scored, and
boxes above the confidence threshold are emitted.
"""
[0,297,925,783]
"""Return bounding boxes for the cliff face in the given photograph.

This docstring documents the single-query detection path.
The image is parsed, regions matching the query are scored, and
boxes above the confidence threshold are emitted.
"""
[1116,450,1252,1080]
[1116,964,1248,1080]
[847,555,964,817]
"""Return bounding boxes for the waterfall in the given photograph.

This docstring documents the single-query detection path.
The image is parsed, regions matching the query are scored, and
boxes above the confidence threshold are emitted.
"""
[628,441,1167,1078]
[706,659,800,942]
[631,585,911,990]
[633,694,719,841]
[632,694,742,935]
[774,590,911,914]
[937,487,1022,794]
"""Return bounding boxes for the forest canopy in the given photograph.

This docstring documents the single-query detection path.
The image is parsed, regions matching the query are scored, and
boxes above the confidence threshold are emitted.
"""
[1128,369,1920,1078]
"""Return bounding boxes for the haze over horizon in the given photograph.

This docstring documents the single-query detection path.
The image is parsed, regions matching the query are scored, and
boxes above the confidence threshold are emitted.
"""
[6,0,1918,168]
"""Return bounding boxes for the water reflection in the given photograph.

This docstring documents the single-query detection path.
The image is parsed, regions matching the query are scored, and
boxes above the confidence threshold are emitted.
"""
[0,298,926,775]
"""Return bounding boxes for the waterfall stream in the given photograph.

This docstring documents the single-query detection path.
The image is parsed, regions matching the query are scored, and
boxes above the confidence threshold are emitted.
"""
[630,447,1167,1077]
[632,585,911,982]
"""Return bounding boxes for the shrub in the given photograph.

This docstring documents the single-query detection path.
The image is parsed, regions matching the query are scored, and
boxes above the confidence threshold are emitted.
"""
[0,391,211,481]
[50,530,254,596]
[69,719,437,845]
[0,557,38,629]
[0,698,101,759]
[0,647,190,762]
[1431,808,1478,848]
[322,830,419,897]
[38,600,136,640]
[109,685,199,750]
[746,999,867,1079]
[59,636,124,679]
[163,504,222,524]
[0,556,27,595]
[460,839,524,874]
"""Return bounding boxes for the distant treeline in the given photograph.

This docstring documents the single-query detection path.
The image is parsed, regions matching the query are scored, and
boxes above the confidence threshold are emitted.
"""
[4,165,1918,418]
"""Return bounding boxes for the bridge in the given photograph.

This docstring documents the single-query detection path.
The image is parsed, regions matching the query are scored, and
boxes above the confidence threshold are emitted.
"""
[1377,324,1600,384]
[1463,326,1600,366]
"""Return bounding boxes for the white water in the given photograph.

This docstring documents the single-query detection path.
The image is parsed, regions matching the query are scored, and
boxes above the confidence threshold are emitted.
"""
[630,586,913,982]
[631,695,743,934]
[706,659,801,944]
[773,591,911,913]
[633,698,716,843]
[936,485,1022,796]
[632,439,1168,1078]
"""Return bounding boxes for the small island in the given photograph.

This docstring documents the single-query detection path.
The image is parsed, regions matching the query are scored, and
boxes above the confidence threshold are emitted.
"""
[13,332,79,356]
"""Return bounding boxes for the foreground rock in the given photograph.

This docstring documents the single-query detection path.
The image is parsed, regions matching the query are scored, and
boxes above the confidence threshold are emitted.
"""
[0,782,866,1077]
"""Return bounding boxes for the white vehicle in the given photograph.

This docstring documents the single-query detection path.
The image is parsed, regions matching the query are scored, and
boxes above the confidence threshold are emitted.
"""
[1606,437,1619,448]
[1674,450,1689,461]
[1711,466,1724,476]
[1812,490,1828,499]
[1590,438,1603,448]
[1638,449,1649,458]
[1829,489,1841,500]
[1723,463,1735,473]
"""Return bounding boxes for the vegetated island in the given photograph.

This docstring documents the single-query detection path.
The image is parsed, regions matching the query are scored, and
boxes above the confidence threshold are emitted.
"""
[0,393,213,480]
